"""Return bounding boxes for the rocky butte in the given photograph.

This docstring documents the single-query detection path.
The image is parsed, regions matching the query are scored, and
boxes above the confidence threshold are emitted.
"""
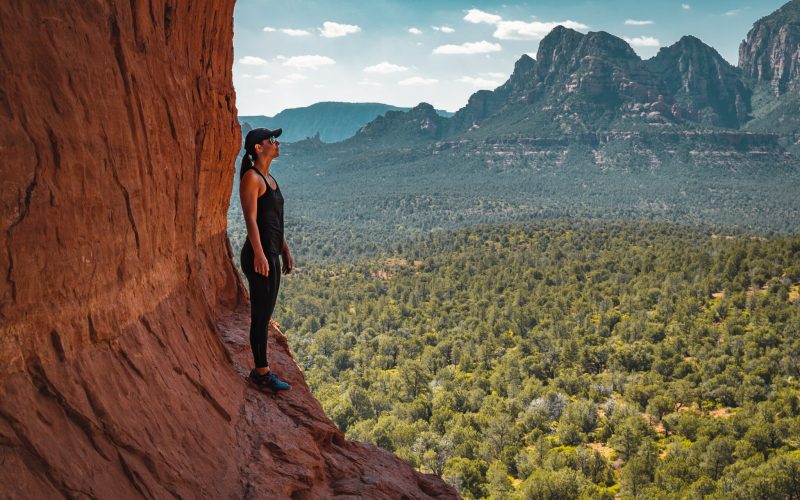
[0,2,455,498]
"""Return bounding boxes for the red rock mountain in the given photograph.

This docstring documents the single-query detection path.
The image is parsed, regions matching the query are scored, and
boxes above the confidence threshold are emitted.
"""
[0,2,456,498]
[739,0,800,95]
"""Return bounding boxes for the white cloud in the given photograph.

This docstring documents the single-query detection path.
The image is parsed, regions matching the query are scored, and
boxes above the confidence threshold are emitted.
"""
[398,76,438,86]
[623,36,661,48]
[457,76,501,88]
[462,8,587,41]
[724,9,741,16]
[493,20,588,40]
[256,88,272,94]
[408,27,423,35]
[239,56,268,66]
[682,4,691,10]
[485,72,507,79]
[241,74,252,78]
[263,27,276,32]
[319,21,361,38]
[433,26,455,33]
[276,73,309,85]
[624,19,654,26]
[363,62,409,74]
[464,8,503,24]
[281,28,311,36]
[433,40,502,55]
[254,74,271,80]
[358,79,381,86]
[282,55,336,69]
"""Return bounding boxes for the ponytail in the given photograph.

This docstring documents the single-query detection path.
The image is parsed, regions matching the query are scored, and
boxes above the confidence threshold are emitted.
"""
[239,151,255,180]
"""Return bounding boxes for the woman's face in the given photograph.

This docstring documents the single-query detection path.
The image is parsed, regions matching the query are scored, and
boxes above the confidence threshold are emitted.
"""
[256,137,280,160]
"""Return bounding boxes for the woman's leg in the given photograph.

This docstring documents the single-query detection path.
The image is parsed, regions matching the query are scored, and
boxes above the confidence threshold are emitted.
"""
[243,253,281,370]
[264,253,282,328]
[245,268,271,369]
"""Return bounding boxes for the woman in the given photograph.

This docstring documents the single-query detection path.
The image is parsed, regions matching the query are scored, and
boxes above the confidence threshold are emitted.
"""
[239,127,293,393]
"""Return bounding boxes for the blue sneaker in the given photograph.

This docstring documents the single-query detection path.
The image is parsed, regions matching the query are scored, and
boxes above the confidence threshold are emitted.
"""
[249,368,291,392]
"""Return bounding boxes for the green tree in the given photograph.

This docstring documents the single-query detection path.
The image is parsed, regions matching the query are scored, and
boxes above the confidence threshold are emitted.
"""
[486,460,513,499]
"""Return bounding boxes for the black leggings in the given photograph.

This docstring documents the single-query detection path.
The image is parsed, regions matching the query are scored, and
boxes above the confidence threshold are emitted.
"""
[241,244,281,368]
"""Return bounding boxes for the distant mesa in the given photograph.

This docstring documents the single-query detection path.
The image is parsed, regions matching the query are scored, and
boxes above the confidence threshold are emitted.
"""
[240,101,453,144]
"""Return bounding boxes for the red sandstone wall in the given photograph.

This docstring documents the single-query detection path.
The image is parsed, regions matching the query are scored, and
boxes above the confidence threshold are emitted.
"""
[0,1,241,374]
[0,2,456,498]
[0,1,244,496]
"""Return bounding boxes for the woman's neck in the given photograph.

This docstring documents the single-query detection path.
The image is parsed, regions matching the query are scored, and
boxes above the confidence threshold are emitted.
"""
[254,157,273,176]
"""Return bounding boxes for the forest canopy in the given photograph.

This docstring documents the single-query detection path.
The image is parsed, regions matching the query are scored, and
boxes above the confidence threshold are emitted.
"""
[269,219,800,499]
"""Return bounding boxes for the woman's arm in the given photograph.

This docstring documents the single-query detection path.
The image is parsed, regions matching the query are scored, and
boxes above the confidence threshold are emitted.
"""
[281,239,293,274]
[240,172,270,276]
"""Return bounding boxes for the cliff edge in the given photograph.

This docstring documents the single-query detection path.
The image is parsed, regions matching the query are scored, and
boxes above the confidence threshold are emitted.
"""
[0,1,455,498]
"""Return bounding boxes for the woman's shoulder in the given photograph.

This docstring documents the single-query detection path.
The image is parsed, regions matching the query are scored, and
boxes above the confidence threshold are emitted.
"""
[240,169,264,192]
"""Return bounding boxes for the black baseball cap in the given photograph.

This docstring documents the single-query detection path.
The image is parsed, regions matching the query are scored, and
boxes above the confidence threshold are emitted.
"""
[244,127,282,152]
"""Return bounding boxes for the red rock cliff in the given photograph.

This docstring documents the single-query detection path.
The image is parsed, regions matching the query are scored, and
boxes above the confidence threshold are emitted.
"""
[0,2,456,498]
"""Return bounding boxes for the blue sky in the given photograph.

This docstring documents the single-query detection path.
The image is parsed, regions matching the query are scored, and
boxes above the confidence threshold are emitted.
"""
[233,0,787,116]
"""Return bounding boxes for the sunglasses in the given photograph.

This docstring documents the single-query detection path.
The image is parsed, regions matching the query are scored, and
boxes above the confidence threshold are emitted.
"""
[267,136,279,144]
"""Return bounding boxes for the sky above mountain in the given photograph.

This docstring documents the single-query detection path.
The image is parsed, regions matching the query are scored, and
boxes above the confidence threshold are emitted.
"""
[234,0,787,116]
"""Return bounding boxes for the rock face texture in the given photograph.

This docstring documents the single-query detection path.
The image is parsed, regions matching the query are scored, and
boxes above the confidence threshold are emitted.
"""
[648,36,751,128]
[0,1,455,498]
[739,0,800,95]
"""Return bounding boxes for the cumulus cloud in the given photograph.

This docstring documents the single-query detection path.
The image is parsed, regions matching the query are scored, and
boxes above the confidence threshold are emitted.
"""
[457,76,501,88]
[433,40,502,55]
[624,19,654,26]
[464,8,502,24]
[319,21,361,38]
[433,26,455,33]
[398,76,438,86]
[461,9,587,41]
[281,28,311,36]
[363,62,409,74]
[682,4,691,10]
[240,56,268,66]
[282,55,336,69]
[254,75,271,80]
[275,73,309,85]
[493,20,588,40]
[408,27,423,35]
[358,79,381,86]
[263,27,276,32]
[623,36,661,48]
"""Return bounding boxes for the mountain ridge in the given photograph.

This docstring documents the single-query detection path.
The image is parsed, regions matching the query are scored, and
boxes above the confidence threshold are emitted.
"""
[318,1,800,147]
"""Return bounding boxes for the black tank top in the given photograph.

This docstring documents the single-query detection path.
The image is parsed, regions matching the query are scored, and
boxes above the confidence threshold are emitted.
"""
[245,168,284,256]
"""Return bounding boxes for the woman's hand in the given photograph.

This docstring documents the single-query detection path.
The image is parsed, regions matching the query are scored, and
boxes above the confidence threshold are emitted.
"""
[282,248,293,274]
[254,251,270,276]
